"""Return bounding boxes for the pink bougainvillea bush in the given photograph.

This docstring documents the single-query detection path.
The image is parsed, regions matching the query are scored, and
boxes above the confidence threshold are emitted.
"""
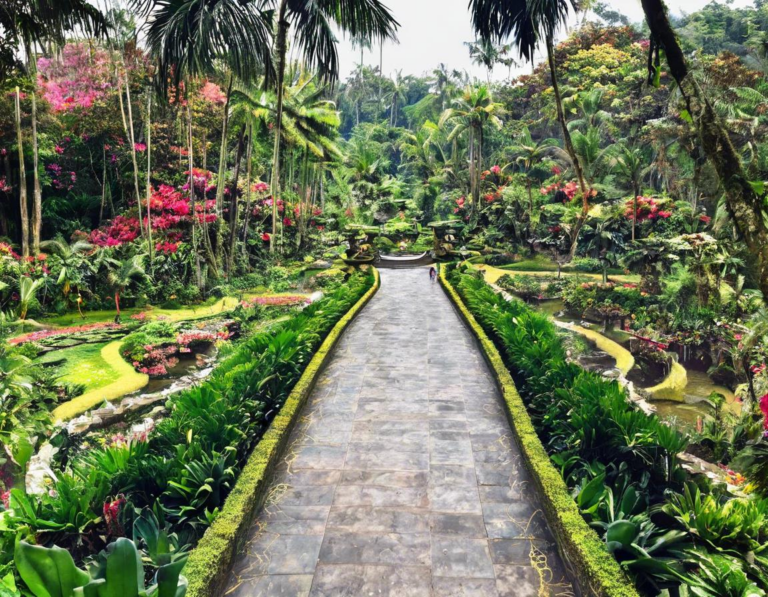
[37,43,113,112]
[89,172,219,249]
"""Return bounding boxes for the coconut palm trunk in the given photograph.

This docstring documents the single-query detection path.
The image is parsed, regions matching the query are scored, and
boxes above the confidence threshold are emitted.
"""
[145,90,154,265]
[15,87,29,257]
[270,0,290,253]
[546,38,588,259]
[640,0,768,300]
[631,180,640,241]
[25,40,42,253]
[242,122,254,244]
[120,72,145,239]
[227,125,247,275]
[186,103,203,289]
[216,74,234,212]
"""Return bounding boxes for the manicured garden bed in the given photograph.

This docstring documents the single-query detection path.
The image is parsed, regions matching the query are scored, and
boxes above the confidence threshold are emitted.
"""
[0,270,377,594]
[444,264,768,597]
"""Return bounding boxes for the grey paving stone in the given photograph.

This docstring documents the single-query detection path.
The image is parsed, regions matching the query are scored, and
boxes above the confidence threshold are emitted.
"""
[259,506,330,535]
[332,484,429,508]
[429,512,487,537]
[226,574,314,597]
[339,469,428,487]
[243,534,324,575]
[326,506,430,534]
[431,577,500,597]
[309,565,432,596]
[431,536,495,579]
[318,531,431,567]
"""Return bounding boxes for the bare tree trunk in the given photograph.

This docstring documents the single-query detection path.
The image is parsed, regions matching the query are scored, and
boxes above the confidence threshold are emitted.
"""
[227,125,246,275]
[271,0,290,253]
[100,144,107,223]
[15,87,29,257]
[26,40,42,253]
[121,71,145,239]
[216,74,233,212]
[631,181,640,241]
[145,91,154,266]
[640,0,768,300]
[546,38,588,260]
[187,103,203,288]
[242,122,253,245]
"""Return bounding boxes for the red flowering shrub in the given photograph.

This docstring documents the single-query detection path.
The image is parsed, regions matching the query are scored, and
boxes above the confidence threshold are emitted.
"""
[624,196,673,221]
[89,215,140,247]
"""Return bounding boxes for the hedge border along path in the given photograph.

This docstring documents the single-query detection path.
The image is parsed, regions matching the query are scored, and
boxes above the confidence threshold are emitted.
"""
[184,268,381,597]
[439,267,640,597]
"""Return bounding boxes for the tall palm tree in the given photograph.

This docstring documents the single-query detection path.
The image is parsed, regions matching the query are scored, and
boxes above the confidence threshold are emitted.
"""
[565,88,611,132]
[430,63,460,111]
[639,0,768,301]
[388,69,409,127]
[468,0,590,258]
[231,70,341,259]
[398,121,448,183]
[464,39,506,84]
[603,141,651,240]
[439,85,503,222]
[266,0,399,252]
[134,0,275,276]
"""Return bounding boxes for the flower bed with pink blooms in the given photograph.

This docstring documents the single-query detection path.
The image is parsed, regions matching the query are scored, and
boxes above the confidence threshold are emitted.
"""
[239,295,310,309]
[122,324,234,377]
[9,322,122,346]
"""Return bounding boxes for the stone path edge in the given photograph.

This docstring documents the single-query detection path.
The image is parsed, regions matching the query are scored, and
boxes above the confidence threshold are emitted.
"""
[439,266,639,597]
[185,268,381,597]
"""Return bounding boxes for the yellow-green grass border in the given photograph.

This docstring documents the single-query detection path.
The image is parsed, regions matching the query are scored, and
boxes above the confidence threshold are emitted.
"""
[439,268,639,597]
[554,322,635,376]
[184,268,381,597]
[51,340,149,422]
[646,360,688,402]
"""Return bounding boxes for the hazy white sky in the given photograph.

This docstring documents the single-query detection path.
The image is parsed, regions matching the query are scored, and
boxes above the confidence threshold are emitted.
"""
[335,0,756,82]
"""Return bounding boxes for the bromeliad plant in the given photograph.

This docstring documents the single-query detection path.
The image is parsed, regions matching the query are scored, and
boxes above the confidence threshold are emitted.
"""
[13,537,187,597]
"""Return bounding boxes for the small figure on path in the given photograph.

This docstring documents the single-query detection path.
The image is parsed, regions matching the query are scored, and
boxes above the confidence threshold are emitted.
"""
[429,266,437,282]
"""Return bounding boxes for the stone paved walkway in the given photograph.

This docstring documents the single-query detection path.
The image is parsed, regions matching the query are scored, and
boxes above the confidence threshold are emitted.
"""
[224,269,574,596]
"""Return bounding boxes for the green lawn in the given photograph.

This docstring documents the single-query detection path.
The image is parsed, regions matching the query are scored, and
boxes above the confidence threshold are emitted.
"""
[53,342,121,391]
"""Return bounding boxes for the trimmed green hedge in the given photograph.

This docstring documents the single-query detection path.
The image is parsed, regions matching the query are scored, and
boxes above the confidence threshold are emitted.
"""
[439,267,639,597]
[184,268,380,597]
